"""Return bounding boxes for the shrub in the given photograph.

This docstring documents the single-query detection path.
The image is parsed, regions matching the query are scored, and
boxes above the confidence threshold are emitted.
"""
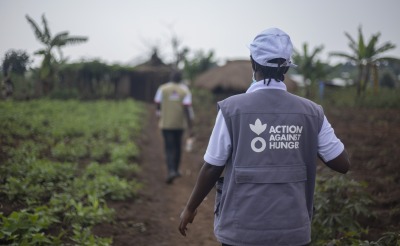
[0,207,60,245]
[312,175,374,245]
[0,99,145,244]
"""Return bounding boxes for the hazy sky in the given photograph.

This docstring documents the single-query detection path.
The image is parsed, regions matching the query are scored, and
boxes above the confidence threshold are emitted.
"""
[1,0,400,67]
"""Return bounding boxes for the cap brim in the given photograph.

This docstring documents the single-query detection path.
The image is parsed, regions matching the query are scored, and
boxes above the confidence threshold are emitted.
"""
[263,61,297,68]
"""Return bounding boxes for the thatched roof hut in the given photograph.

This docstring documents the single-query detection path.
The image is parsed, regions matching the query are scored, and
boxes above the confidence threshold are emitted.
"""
[193,60,298,94]
[116,51,173,102]
[194,60,251,93]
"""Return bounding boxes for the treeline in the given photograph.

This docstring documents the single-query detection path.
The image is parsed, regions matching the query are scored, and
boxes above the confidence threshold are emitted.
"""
[1,58,136,100]
[1,48,217,101]
[55,61,135,100]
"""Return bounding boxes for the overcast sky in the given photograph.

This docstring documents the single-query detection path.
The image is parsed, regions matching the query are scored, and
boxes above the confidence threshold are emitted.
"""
[1,0,400,67]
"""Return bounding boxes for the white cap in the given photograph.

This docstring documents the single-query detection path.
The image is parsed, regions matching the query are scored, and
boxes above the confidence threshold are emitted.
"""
[249,28,297,68]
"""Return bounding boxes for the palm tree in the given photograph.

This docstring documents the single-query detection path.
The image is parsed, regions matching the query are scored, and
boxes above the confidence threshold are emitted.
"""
[293,43,329,99]
[26,14,88,95]
[330,26,398,96]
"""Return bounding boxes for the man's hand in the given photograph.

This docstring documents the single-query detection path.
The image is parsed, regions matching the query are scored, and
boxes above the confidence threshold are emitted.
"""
[178,208,197,236]
[177,163,224,237]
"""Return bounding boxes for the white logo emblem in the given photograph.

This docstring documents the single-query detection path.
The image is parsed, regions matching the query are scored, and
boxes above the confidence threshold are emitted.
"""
[250,119,267,152]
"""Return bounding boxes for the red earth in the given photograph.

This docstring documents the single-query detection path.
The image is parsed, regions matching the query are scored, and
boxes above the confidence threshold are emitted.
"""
[93,101,400,245]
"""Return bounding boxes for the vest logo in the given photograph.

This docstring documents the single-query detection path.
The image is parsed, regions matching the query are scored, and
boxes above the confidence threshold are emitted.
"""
[168,90,180,101]
[249,118,303,152]
[249,119,267,152]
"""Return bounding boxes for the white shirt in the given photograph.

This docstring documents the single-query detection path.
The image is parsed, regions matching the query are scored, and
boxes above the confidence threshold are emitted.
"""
[204,80,344,166]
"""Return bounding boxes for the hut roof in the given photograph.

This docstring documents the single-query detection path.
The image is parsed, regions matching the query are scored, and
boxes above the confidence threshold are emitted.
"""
[194,60,251,92]
[194,60,297,93]
[134,51,172,73]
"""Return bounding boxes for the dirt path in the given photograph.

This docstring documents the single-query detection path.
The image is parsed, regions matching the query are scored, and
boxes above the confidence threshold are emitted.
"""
[94,104,220,246]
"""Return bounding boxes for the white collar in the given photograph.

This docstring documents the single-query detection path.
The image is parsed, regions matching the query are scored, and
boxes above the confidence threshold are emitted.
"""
[246,79,287,93]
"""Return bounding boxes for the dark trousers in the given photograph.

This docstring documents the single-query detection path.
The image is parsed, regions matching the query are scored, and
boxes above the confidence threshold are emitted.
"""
[162,129,183,176]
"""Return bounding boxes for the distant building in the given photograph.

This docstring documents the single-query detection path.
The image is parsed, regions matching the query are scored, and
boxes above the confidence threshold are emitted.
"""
[117,52,173,102]
[194,60,298,97]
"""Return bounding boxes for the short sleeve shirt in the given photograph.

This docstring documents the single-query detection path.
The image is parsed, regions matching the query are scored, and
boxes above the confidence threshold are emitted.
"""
[154,82,192,129]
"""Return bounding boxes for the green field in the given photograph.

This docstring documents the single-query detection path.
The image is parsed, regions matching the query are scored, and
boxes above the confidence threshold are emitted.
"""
[0,99,145,245]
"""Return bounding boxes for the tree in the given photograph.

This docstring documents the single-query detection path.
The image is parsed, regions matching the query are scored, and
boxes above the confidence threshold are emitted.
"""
[25,14,88,95]
[170,34,189,70]
[183,50,217,82]
[330,26,399,96]
[1,50,31,98]
[2,49,31,76]
[293,43,330,99]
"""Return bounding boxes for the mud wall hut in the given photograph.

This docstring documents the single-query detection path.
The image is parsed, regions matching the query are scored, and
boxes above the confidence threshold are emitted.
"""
[117,53,173,102]
[193,60,298,98]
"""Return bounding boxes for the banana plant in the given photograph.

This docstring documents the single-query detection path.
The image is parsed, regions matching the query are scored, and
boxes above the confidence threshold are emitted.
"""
[330,26,398,96]
[293,43,330,99]
[25,14,88,95]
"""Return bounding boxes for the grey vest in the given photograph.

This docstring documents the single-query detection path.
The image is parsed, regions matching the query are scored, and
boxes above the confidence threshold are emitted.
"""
[214,89,324,246]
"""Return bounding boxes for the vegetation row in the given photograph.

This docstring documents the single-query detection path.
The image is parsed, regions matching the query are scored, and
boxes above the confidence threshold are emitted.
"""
[0,99,145,245]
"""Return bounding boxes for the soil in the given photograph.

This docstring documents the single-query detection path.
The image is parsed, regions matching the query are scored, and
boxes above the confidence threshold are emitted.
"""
[92,103,220,246]
[93,102,400,245]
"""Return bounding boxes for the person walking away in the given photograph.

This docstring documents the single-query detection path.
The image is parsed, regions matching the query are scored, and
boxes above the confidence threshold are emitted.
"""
[178,27,350,245]
[154,70,194,184]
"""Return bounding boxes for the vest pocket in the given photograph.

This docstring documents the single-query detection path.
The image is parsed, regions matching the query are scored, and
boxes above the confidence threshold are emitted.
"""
[235,165,307,184]
[214,177,224,217]
[233,165,309,230]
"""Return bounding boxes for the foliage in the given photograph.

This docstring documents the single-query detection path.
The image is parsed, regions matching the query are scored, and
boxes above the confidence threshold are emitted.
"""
[1,50,32,99]
[293,43,332,99]
[379,70,398,88]
[71,224,112,246]
[111,142,139,162]
[103,159,141,177]
[372,232,400,246]
[170,34,189,69]
[2,160,76,204]
[324,231,400,246]
[330,26,399,96]
[0,99,145,244]
[311,175,374,245]
[359,88,400,108]
[49,194,114,226]
[1,49,31,76]
[48,88,80,100]
[72,162,141,201]
[321,86,400,108]
[57,60,135,99]
[25,14,88,95]
[183,49,217,82]
[0,207,61,245]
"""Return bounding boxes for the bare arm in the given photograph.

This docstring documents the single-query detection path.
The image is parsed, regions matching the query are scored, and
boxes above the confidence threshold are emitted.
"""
[178,162,224,236]
[154,103,161,120]
[184,105,194,137]
[322,149,350,174]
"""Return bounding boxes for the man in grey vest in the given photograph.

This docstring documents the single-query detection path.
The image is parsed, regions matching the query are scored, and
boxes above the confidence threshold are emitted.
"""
[179,28,350,246]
